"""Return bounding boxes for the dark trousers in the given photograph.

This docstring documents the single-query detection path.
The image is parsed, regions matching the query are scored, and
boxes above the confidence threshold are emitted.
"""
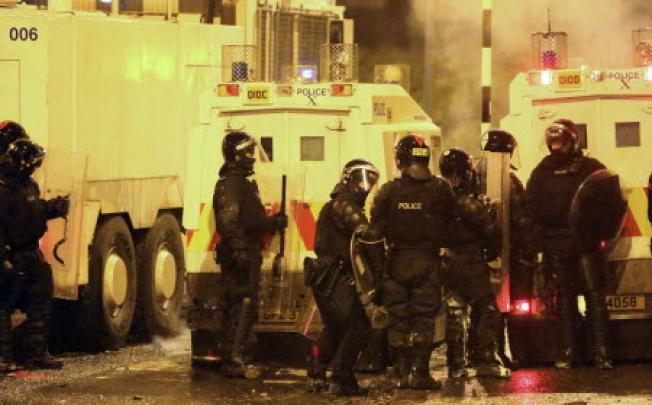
[383,250,441,350]
[543,233,610,358]
[0,249,53,360]
[215,252,261,362]
[313,273,370,376]
[443,252,502,367]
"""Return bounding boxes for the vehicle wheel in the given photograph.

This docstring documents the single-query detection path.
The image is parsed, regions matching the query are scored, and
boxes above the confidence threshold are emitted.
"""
[81,216,137,350]
[136,213,185,338]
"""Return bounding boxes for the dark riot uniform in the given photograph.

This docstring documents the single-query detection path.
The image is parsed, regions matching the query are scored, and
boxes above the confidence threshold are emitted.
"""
[527,118,611,369]
[367,166,455,389]
[0,141,68,371]
[213,161,284,377]
[439,147,510,379]
[308,177,374,395]
[480,129,538,299]
[445,189,509,375]
[508,173,538,300]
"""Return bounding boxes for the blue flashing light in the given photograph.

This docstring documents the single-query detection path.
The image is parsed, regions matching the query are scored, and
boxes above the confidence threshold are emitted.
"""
[300,68,316,81]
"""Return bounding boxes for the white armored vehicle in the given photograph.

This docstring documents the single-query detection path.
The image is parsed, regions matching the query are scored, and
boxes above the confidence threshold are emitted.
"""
[501,28,652,362]
[0,0,442,352]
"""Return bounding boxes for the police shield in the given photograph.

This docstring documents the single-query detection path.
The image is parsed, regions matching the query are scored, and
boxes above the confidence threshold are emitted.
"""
[350,225,388,329]
[570,169,628,254]
[37,149,89,300]
[476,150,511,313]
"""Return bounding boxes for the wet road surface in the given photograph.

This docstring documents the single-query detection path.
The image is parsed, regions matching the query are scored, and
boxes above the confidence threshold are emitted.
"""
[2,332,652,404]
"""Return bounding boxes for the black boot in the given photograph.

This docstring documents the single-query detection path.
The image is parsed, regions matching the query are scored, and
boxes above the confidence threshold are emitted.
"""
[222,297,260,378]
[394,348,412,389]
[473,298,511,379]
[0,311,17,373]
[446,305,469,379]
[586,291,613,371]
[554,293,578,370]
[593,346,613,370]
[307,354,329,392]
[475,350,511,379]
[356,329,388,373]
[22,352,63,370]
[0,355,18,373]
[554,348,574,370]
[408,349,441,390]
[330,371,368,396]
[580,255,613,370]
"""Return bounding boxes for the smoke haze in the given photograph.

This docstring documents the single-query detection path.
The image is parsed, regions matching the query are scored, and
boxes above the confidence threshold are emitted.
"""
[410,0,652,154]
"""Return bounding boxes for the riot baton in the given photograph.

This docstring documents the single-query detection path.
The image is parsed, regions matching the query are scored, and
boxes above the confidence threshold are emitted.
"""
[272,175,287,282]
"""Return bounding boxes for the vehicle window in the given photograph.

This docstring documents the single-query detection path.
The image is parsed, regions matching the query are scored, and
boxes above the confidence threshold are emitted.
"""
[260,136,273,162]
[300,136,325,161]
[615,122,641,147]
[576,123,588,149]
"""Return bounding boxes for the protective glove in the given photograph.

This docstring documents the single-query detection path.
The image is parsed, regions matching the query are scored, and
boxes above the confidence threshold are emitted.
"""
[370,304,389,330]
[0,259,20,278]
[2,260,12,272]
[267,212,288,232]
[47,195,70,219]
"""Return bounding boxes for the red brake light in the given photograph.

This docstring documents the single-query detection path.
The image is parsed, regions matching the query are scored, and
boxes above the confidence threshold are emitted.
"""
[227,84,240,96]
[217,84,241,97]
[330,84,353,96]
[512,299,531,316]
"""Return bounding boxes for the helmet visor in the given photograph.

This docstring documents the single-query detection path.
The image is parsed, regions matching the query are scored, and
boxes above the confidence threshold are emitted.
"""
[348,166,380,193]
[545,124,575,153]
[234,137,261,162]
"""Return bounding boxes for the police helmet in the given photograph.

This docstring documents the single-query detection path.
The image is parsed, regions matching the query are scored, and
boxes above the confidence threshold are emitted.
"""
[394,134,431,180]
[341,159,380,194]
[222,131,257,164]
[545,119,579,155]
[482,129,517,154]
[439,148,473,179]
[4,139,45,178]
[0,121,29,155]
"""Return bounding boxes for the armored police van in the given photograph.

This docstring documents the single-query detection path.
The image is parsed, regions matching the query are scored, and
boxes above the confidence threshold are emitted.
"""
[0,0,441,352]
[183,51,442,358]
[501,28,652,362]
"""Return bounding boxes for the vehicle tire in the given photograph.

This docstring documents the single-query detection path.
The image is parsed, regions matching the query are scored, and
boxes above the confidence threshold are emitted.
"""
[81,216,137,350]
[136,213,185,338]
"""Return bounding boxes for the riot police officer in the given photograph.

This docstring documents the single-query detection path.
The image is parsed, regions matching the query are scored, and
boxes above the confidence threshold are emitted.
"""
[0,121,29,372]
[212,131,287,378]
[362,134,456,390]
[306,159,380,396]
[0,121,29,154]
[0,139,69,371]
[526,119,612,370]
[481,130,538,306]
[439,148,511,379]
